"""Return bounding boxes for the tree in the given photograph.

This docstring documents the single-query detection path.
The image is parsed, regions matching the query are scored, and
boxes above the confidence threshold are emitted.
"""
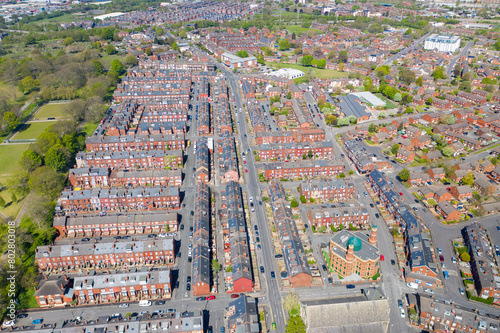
[426,97,433,105]
[327,50,336,59]
[398,168,410,181]
[325,114,337,126]
[0,196,5,208]
[300,195,307,204]
[236,50,249,58]
[317,59,326,69]
[28,166,64,198]
[301,55,314,66]
[172,42,179,51]
[105,44,117,55]
[460,252,470,262]
[44,144,70,172]
[431,66,446,80]
[124,55,138,67]
[369,123,376,133]
[461,172,475,186]
[63,37,74,46]
[110,59,125,76]
[212,259,221,273]
[442,146,454,157]
[292,32,296,40]
[11,192,17,203]
[392,144,400,155]
[290,198,299,208]
[416,76,423,87]
[93,60,104,75]
[7,172,30,197]
[338,50,348,63]
[393,93,402,102]
[459,81,471,92]
[308,149,314,158]
[2,112,19,133]
[145,47,152,56]
[399,68,416,85]
[19,150,42,172]
[440,114,456,125]
[278,39,291,50]
[375,65,390,78]
[18,76,39,94]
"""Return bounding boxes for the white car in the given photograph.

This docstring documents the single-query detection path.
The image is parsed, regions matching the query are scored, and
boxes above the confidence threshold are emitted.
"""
[158,233,167,238]
[400,309,405,318]
[2,321,15,327]
[119,303,129,308]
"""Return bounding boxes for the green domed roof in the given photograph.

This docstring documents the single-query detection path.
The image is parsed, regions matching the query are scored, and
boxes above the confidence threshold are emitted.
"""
[347,237,362,252]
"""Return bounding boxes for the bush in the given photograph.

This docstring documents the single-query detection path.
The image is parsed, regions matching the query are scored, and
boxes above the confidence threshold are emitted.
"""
[290,198,299,208]
[300,195,306,204]
[460,252,471,262]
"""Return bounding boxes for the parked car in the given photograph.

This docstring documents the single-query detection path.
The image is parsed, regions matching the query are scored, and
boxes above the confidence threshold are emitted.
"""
[119,303,129,308]
[156,301,165,305]
[346,284,355,289]
[260,266,265,273]
[400,309,405,318]
[375,213,380,219]
[459,287,465,295]
[398,300,403,308]
[380,255,385,261]
[391,260,396,266]
[439,255,444,262]
[196,297,206,301]
[32,319,43,325]
[270,271,275,278]
[322,264,327,271]
[186,283,191,291]
[437,247,442,254]
[230,294,240,298]
[16,314,27,319]
[328,277,333,285]
[207,296,216,300]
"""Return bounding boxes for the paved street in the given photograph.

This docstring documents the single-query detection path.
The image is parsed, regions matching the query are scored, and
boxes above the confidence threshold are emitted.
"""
[446,41,473,77]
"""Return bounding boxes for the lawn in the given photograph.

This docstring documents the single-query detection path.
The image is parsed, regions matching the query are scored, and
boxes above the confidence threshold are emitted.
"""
[81,122,99,137]
[266,62,348,80]
[14,121,54,140]
[0,144,31,175]
[0,186,25,220]
[284,25,321,35]
[34,103,70,119]
[374,93,397,109]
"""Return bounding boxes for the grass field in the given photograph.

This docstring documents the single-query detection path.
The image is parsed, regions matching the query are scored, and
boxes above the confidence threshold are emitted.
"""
[285,25,321,34]
[15,121,54,140]
[0,144,31,175]
[0,186,25,220]
[35,103,70,119]
[81,122,99,137]
[374,93,398,109]
[267,62,348,79]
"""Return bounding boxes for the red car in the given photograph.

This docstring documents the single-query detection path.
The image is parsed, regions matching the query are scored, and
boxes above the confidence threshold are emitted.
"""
[245,169,248,173]
[207,295,216,300]
[399,192,403,196]
[230,294,240,298]
[380,255,385,261]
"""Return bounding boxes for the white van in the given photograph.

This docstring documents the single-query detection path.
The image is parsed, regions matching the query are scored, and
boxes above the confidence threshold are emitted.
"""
[139,300,152,307]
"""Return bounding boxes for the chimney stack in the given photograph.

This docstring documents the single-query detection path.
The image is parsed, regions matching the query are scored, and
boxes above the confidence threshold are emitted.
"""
[346,244,354,261]
[369,226,378,246]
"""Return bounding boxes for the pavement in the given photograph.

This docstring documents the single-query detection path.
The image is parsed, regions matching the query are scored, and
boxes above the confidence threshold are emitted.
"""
[446,41,473,77]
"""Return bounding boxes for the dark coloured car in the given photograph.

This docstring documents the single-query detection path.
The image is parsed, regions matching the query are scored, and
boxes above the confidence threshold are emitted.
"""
[174,281,179,288]
[260,266,265,273]
[190,226,194,231]
[322,264,327,271]
[82,237,90,242]
[196,297,206,301]
[327,277,333,285]
[254,225,258,231]
[439,255,444,262]
[188,256,192,263]
[346,284,355,289]
[256,237,260,243]
[208,327,213,333]
[186,283,191,291]
[370,203,374,208]
[17,314,28,319]
[391,260,396,265]
[156,300,165,305]
[275,254,283,258]
[270,271,275,278]
[180,224,184,230]
[187,276,191,283]
[375,213,380,219]
[414,199,419,203]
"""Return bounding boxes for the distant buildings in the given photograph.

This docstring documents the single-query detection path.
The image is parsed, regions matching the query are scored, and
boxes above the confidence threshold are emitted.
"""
[336,94,372,122]
[221,52,257,69]
[424,34,461,53]
[329,227,379,279]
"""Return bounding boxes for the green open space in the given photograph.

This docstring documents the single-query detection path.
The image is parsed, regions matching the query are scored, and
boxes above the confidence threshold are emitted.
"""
[374,93,397,109]
[81,122,100,137]
[35,103,70,119]
[0,144,31,175]
[266,62,348,80]
[284,25,321,34]
[15,121,54,140]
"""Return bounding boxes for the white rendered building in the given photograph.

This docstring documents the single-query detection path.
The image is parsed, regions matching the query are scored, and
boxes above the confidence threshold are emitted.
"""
[424,34,461,53]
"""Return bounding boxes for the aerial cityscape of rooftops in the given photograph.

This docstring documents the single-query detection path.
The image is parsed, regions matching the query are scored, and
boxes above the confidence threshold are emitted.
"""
[2,0,500,332]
